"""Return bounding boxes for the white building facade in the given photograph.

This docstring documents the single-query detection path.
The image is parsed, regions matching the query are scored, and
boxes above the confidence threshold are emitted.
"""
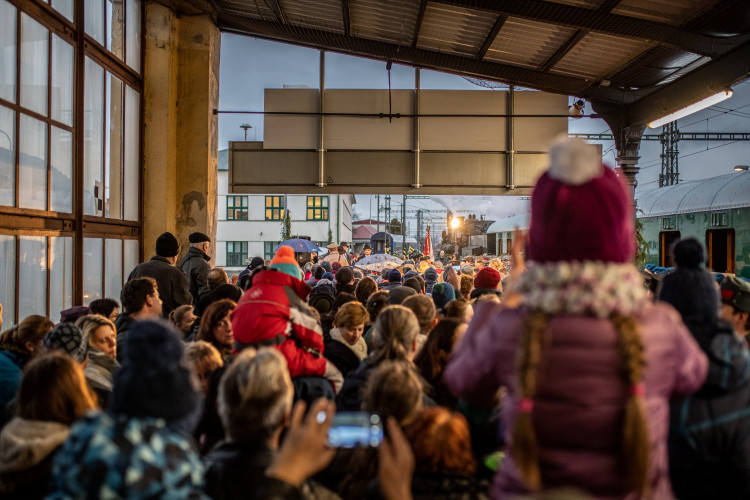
[216,149,354,274]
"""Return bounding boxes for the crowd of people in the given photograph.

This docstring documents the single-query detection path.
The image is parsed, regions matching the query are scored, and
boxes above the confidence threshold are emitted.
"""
[2,138,750,499]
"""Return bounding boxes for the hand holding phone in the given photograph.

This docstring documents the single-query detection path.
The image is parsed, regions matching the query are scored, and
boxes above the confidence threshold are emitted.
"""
[327,411,384,448]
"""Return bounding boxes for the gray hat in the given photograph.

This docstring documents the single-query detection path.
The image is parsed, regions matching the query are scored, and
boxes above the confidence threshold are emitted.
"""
[43,323,88,363]
[721,276,750,314]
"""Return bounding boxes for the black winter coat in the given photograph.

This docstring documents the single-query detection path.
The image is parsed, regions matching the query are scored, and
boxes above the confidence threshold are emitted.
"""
[179,247,211,304]
[127,255,192,317]
[203,441,337,500]
[669,319,750,500]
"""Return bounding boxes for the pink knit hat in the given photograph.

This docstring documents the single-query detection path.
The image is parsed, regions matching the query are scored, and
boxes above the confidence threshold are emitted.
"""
[528,138,635,264]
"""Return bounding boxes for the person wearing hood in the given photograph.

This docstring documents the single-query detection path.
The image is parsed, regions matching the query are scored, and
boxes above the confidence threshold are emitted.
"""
[76,314,120,408]
[423,268,438,294]
[444,138,707,499]
[47,320,205,498]
[179,232,213,305]
[0,353,97,499]
[231,246,344,395]
[661,238,750,499]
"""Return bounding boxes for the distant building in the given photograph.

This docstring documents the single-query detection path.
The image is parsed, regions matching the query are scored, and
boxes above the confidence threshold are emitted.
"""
[216,149,355,274]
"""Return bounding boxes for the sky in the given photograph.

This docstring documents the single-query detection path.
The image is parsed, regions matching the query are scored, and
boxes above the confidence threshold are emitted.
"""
[218,33,750,235]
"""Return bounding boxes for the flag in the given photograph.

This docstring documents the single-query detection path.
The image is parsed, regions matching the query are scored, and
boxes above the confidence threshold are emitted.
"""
[424,225,434,262]
[408,245,415,256]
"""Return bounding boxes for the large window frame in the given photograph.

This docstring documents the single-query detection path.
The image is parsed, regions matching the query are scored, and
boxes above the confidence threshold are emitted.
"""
[306,195,328,221]
[265,195,284,221]
[0,0,144,326]
[226,241,248,267]
[226,195,248,221]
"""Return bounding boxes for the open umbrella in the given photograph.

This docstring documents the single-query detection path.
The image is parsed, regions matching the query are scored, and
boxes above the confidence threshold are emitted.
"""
[355,254,403,272]
[274,239,322,254]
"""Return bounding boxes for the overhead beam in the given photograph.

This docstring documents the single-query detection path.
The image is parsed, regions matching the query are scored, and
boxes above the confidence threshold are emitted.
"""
[430,0,725,57]
[476,14,507,61]
[267,0,287,25]
[539,29,587,72]
[412,0,427,48]
[626,41,750,128]
[217,16,614,99]
[341,0,351,37]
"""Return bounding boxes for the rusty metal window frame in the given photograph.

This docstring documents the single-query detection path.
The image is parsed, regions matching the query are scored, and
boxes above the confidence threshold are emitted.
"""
[0,0,143,325]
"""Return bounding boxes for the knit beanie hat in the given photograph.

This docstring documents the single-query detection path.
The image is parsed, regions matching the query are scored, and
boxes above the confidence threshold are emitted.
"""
[431,282,455,310]
[387,286,417,305]
[59,305,91,324]
[43,323,88,363]
[388,269,402,284]
[320,260,332,273]
[528,137,635,263]
[321,272,334,281]
[110,320,199,425]
[309,281,336,314]
[474,267,501,290]
[658,238,719,324]
[721,276,750,314]
[270,246,303,280]
[424,268,438,283]
[155,232,179,258]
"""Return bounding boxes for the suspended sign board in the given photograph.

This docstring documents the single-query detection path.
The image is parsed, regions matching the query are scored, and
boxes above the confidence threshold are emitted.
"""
[229,89,567,195]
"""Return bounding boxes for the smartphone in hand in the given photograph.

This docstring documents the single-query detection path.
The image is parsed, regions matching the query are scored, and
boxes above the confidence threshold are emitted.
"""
[327,412,384,448]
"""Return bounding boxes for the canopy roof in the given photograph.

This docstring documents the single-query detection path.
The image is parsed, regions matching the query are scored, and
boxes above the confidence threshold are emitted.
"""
[191,0,750,127]
[637,171,750,217]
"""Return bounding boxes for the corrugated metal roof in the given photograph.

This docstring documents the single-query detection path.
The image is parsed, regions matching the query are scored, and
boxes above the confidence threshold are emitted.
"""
[612,0,722,26]
[551,32,655,81]
[350,0,420,45]
[637,172,750,217]
[484,17,576,68]
[417,3,499,57]
[487,213,531,233]
[284,0,345,34]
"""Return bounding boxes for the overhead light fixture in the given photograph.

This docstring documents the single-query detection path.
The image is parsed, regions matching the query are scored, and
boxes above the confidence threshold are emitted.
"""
[568,99,585,118]
[647,89,733,129]
[735,165,749,171]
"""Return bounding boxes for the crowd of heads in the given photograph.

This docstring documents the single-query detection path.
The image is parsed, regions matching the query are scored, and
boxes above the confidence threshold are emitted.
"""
[2,139,750,499]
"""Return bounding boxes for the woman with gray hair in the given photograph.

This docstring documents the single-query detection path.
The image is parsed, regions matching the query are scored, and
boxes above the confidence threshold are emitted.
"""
[203,348,337,499]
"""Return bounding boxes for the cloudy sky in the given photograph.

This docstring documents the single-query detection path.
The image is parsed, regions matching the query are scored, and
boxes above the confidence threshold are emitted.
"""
[218,33,750,233]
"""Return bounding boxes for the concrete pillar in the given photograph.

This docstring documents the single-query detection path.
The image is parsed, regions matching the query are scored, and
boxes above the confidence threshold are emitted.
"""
[615,125,646,197]
[142,3,220,261]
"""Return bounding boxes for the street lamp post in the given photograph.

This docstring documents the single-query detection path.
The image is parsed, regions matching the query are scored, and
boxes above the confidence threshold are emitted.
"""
[240,124,253,141]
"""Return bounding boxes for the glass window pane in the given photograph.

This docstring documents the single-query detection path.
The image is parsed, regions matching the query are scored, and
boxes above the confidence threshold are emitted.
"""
[107,0,124,59]
[123,239,138,278]
[51,0,74,22]
[83,238,103,302]
[0,105,15,206]
[84,57,104,216]
[85,0,104,45]
[105,238,123,300]
[51,126,72,213]
[19,236,47,320]
[0,1,16,103]
[20,14,49,116]
[51,35,74,126]
[124,85,139,221]
[126,0,141,72]
[49,236,72,321]
[19,114,47,210]
[0,235,15,328]
[105,74,123,219]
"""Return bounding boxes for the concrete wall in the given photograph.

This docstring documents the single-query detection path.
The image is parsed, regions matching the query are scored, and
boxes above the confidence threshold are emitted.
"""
[142,3,220,262]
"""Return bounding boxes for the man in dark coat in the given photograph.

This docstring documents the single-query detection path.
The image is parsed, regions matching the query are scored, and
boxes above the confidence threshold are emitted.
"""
[179,232,212,305]
[127,232,192,317]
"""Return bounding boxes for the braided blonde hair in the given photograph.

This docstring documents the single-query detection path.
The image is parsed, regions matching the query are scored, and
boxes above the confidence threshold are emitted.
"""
[511,311,650,496]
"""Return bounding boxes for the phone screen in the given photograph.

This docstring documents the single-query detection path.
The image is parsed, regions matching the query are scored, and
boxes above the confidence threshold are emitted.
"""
[328,412,383,448]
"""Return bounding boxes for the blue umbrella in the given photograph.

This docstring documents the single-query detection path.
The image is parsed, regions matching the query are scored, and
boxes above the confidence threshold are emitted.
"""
[274,239,322,254]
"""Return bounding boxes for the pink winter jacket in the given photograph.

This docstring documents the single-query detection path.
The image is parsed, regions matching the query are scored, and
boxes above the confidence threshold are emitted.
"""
[444,301,708,500]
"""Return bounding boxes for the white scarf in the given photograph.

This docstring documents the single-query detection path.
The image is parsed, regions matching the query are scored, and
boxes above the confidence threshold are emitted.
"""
[329,328,368,360]
[515,261,649,318]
